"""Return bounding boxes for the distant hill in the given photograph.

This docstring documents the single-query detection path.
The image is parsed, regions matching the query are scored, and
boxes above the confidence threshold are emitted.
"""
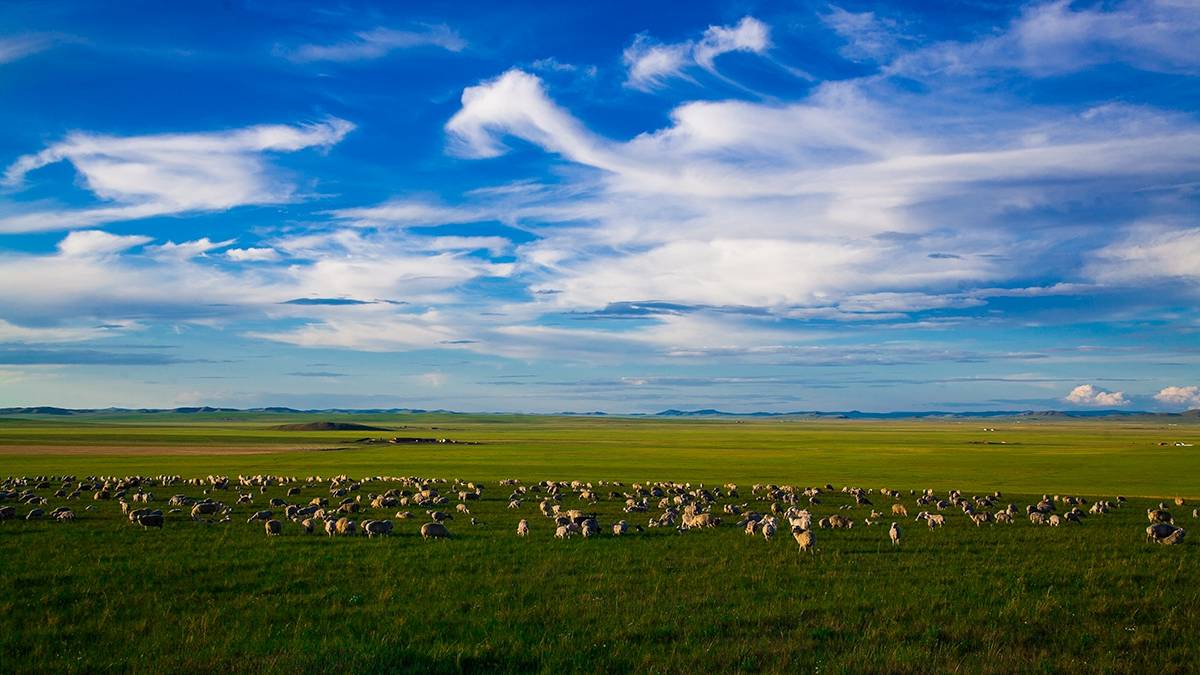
[0,406,1197,421]
[269,422,390,432]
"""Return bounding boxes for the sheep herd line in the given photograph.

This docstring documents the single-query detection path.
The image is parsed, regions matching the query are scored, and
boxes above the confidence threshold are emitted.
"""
[1,473,1192,549]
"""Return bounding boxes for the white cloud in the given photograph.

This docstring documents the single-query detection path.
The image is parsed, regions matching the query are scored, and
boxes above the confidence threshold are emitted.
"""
[1,118,354,233]
[420,371,447,387]
[1088,225,1200,284]
[286,25,465,62]
[1154,385,1200,408]
[1065,384,1129,407]
[624,16,771,91]
[623,38,693,90]
[0,34,55,65]
[693,16,770,70]
[0,319,125,343]
[443,69,1200,318]
[328,199,488,227]
[822,6,903,62]
[226,247,280,262]
[57,230,152,257]
[890,0,1200,78]
[0,229,510,328]
[147,237,235,259]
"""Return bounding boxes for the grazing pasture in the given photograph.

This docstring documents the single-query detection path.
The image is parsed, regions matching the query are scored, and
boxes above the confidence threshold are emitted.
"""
[0,413,1197,673]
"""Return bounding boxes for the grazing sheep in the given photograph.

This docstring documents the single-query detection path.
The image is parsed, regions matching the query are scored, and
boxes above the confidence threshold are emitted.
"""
[26,508,45,520]
[892,504,908,517]
[555,524,571,539]
[301,518,315,534]
[1048,514,1062,527]
[889,522,902,546]
[335,517,356,536]
[421,522,450,540]
[761,520,777,542]
[517,519,529,537]
[264,519,282,536]
[363,520,393,537]
[137,512,164,528]
[612,520,628,536]
[1148,508,1173,524]
[324,519,337,537]
[246,510,272,523]
[190,502,221,520]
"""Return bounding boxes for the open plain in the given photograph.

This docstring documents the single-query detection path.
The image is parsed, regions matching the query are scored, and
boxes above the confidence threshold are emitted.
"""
[0,412,1197,673]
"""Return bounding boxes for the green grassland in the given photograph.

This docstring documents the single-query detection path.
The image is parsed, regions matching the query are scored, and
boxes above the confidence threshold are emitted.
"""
[1,413,1198,673]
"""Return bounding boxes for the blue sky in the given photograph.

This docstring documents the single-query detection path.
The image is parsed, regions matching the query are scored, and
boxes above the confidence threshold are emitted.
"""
[1,0,1198,412]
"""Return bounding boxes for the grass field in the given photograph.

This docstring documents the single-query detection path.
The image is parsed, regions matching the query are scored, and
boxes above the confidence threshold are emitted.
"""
[1,413,1198,673]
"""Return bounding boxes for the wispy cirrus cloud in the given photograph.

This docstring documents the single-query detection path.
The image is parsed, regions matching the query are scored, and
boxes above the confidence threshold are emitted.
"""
[624,16,770,91]
[889,0,1200,78]
[284,24,465,63]
[0,33,57,65]
[1,118,354,233]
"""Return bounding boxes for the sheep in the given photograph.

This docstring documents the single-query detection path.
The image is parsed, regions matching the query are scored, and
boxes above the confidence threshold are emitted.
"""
[889,522,902,546]
[761,519,777,542]
[612,520,628,536]
[363,520,393,537]
[792,527,815,554]
[555,524,571,539]
[246,510,272,523]
[137,512,164,528]
[421,521,450,540]
[1146,523,1185,544]
[335,517,356,536]
[1147,508,1173,524]
[301,518,315,534]
[324,519,337,537]
[25,508,45,520]
[264,519,282,536]
[892,504,908,517]
[517,519,529,537]
[1048,514,1062,527]
[190,502,221,520]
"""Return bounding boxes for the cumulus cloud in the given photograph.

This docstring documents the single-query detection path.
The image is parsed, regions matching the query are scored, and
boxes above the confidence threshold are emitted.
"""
[1065,384,1129,407]
[226,247,280,262]
[57,230,152,257]
[285,24,465,62]
[1154,386,1200,408]
[624,16,770,90]
[1,118,354,233]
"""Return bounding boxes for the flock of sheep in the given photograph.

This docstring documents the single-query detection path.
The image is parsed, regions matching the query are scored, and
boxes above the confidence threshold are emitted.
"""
[1,473,1192,551]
